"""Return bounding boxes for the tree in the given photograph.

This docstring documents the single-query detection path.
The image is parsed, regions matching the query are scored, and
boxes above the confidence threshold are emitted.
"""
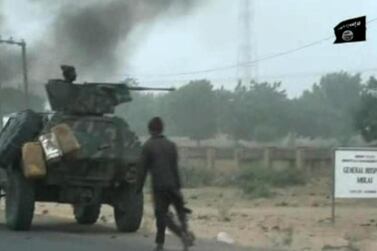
[218,82,251,142]
[355,77,377,142]
[292,72,362,142]
[165,80,217,144]
[115,71,365,143]
[115,78,168,136]
[220,81,291,142]
[213,86,232,135]
[246,81,291,141]
[116,92,160,136]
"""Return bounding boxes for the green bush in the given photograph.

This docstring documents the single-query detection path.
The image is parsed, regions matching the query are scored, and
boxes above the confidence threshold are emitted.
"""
[270,168,306,187]
[180,166,214,188]
[241,180,273,198]
[236,166,306,198]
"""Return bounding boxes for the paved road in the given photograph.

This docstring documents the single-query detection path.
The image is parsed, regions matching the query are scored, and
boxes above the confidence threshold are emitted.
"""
[0,212,282,251]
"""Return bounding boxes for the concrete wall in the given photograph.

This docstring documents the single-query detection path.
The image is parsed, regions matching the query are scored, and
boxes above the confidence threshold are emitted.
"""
[178,146,332,176]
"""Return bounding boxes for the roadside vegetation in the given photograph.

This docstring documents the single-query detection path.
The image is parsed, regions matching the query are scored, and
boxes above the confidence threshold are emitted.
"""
[180,164,307,199]
[180,166,214,188]
[117,72,377,145]
[236,166,307,198]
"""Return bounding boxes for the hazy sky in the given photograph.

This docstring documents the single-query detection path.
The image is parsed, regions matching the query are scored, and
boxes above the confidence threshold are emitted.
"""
[2,0,377,97]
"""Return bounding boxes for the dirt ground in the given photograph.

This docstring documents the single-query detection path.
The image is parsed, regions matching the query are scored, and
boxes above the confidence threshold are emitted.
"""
[4,178,377,251]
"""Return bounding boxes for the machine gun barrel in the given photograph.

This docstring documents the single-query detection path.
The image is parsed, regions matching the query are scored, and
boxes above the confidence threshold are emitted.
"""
[84,82,175,92]
[128,86,175,91]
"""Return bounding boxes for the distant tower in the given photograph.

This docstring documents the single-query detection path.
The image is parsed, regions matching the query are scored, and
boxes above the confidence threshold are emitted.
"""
[237,0,258,85]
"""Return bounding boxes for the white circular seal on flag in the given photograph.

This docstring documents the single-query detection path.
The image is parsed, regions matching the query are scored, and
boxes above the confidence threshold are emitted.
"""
[342,30,354,41]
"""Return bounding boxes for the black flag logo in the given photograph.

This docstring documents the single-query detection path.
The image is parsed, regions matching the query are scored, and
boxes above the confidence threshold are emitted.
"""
[334,16,366,44]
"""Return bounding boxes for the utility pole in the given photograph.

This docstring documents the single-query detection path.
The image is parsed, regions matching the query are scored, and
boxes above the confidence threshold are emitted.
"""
[0,81,2,128]
[0,37,29,108]
[20,40,29,108]
[238,0,258,85]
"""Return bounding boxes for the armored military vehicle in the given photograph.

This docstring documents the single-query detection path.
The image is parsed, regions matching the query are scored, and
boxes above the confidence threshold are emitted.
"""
[0,67,173,231]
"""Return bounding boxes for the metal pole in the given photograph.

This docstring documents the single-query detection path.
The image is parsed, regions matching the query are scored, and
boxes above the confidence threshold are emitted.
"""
[20,40,29,109]
[0,37,29,108]
[0,81,2,128]
[331,149,336,224]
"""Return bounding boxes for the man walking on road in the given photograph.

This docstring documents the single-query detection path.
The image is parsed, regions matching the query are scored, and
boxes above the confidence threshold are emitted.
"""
[137,117,194,251]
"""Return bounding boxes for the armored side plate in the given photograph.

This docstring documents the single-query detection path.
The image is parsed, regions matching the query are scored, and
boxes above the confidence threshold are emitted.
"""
[45,80,132,115]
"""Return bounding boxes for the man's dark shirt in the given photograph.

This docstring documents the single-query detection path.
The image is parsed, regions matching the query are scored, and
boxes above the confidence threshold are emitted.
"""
[138,134,181,192]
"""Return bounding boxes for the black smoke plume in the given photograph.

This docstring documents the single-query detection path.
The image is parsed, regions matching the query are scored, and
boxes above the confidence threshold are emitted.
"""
[1,0,196,87]
[0,0,23,85]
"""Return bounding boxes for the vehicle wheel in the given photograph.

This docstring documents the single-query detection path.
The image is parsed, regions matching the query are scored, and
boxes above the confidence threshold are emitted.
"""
[114,186,143,232]
[0,110,42,167]
[5,165,35,231]
[73,204,101,225]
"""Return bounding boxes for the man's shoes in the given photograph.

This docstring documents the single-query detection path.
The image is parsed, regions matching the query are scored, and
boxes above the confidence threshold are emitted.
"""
[182,231,195,247]
[187,231,196,246]
[181,231,196,251]
[154,244,164,251]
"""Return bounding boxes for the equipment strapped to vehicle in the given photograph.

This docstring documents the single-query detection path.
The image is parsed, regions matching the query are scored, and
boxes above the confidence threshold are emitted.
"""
[51,123,81,156]
[22,142,46,179]
[0,66,173,232]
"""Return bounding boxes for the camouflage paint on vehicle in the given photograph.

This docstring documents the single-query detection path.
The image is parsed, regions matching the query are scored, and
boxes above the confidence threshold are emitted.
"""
[45,80,132,115]
[0,66,171,231]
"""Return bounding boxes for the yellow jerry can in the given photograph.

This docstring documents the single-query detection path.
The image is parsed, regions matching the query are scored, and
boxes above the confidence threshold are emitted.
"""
[22,142,47,179]
[51,123,81,156]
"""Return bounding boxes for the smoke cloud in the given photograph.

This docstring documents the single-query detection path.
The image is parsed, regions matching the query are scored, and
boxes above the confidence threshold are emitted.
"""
[0,0,3,27]
[0,0,20,84]
[0,0,196,88]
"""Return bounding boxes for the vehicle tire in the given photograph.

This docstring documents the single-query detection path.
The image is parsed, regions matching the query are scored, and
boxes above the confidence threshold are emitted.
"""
[114,186,143,232]
[5,164,35,231]
[73,204,101,225]
[0,110,42,168]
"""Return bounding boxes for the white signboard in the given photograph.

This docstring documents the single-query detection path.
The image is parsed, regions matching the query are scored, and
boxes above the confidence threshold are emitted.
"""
[335,148,377,198]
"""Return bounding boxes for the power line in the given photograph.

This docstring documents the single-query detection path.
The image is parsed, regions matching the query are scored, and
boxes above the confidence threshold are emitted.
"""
[368,17,377,23]
[126,16,377,79]
[138,67,377,85]
[127,36,332,78]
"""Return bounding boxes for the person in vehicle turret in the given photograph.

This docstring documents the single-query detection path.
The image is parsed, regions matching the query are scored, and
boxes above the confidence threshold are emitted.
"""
[61,65,77,83]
